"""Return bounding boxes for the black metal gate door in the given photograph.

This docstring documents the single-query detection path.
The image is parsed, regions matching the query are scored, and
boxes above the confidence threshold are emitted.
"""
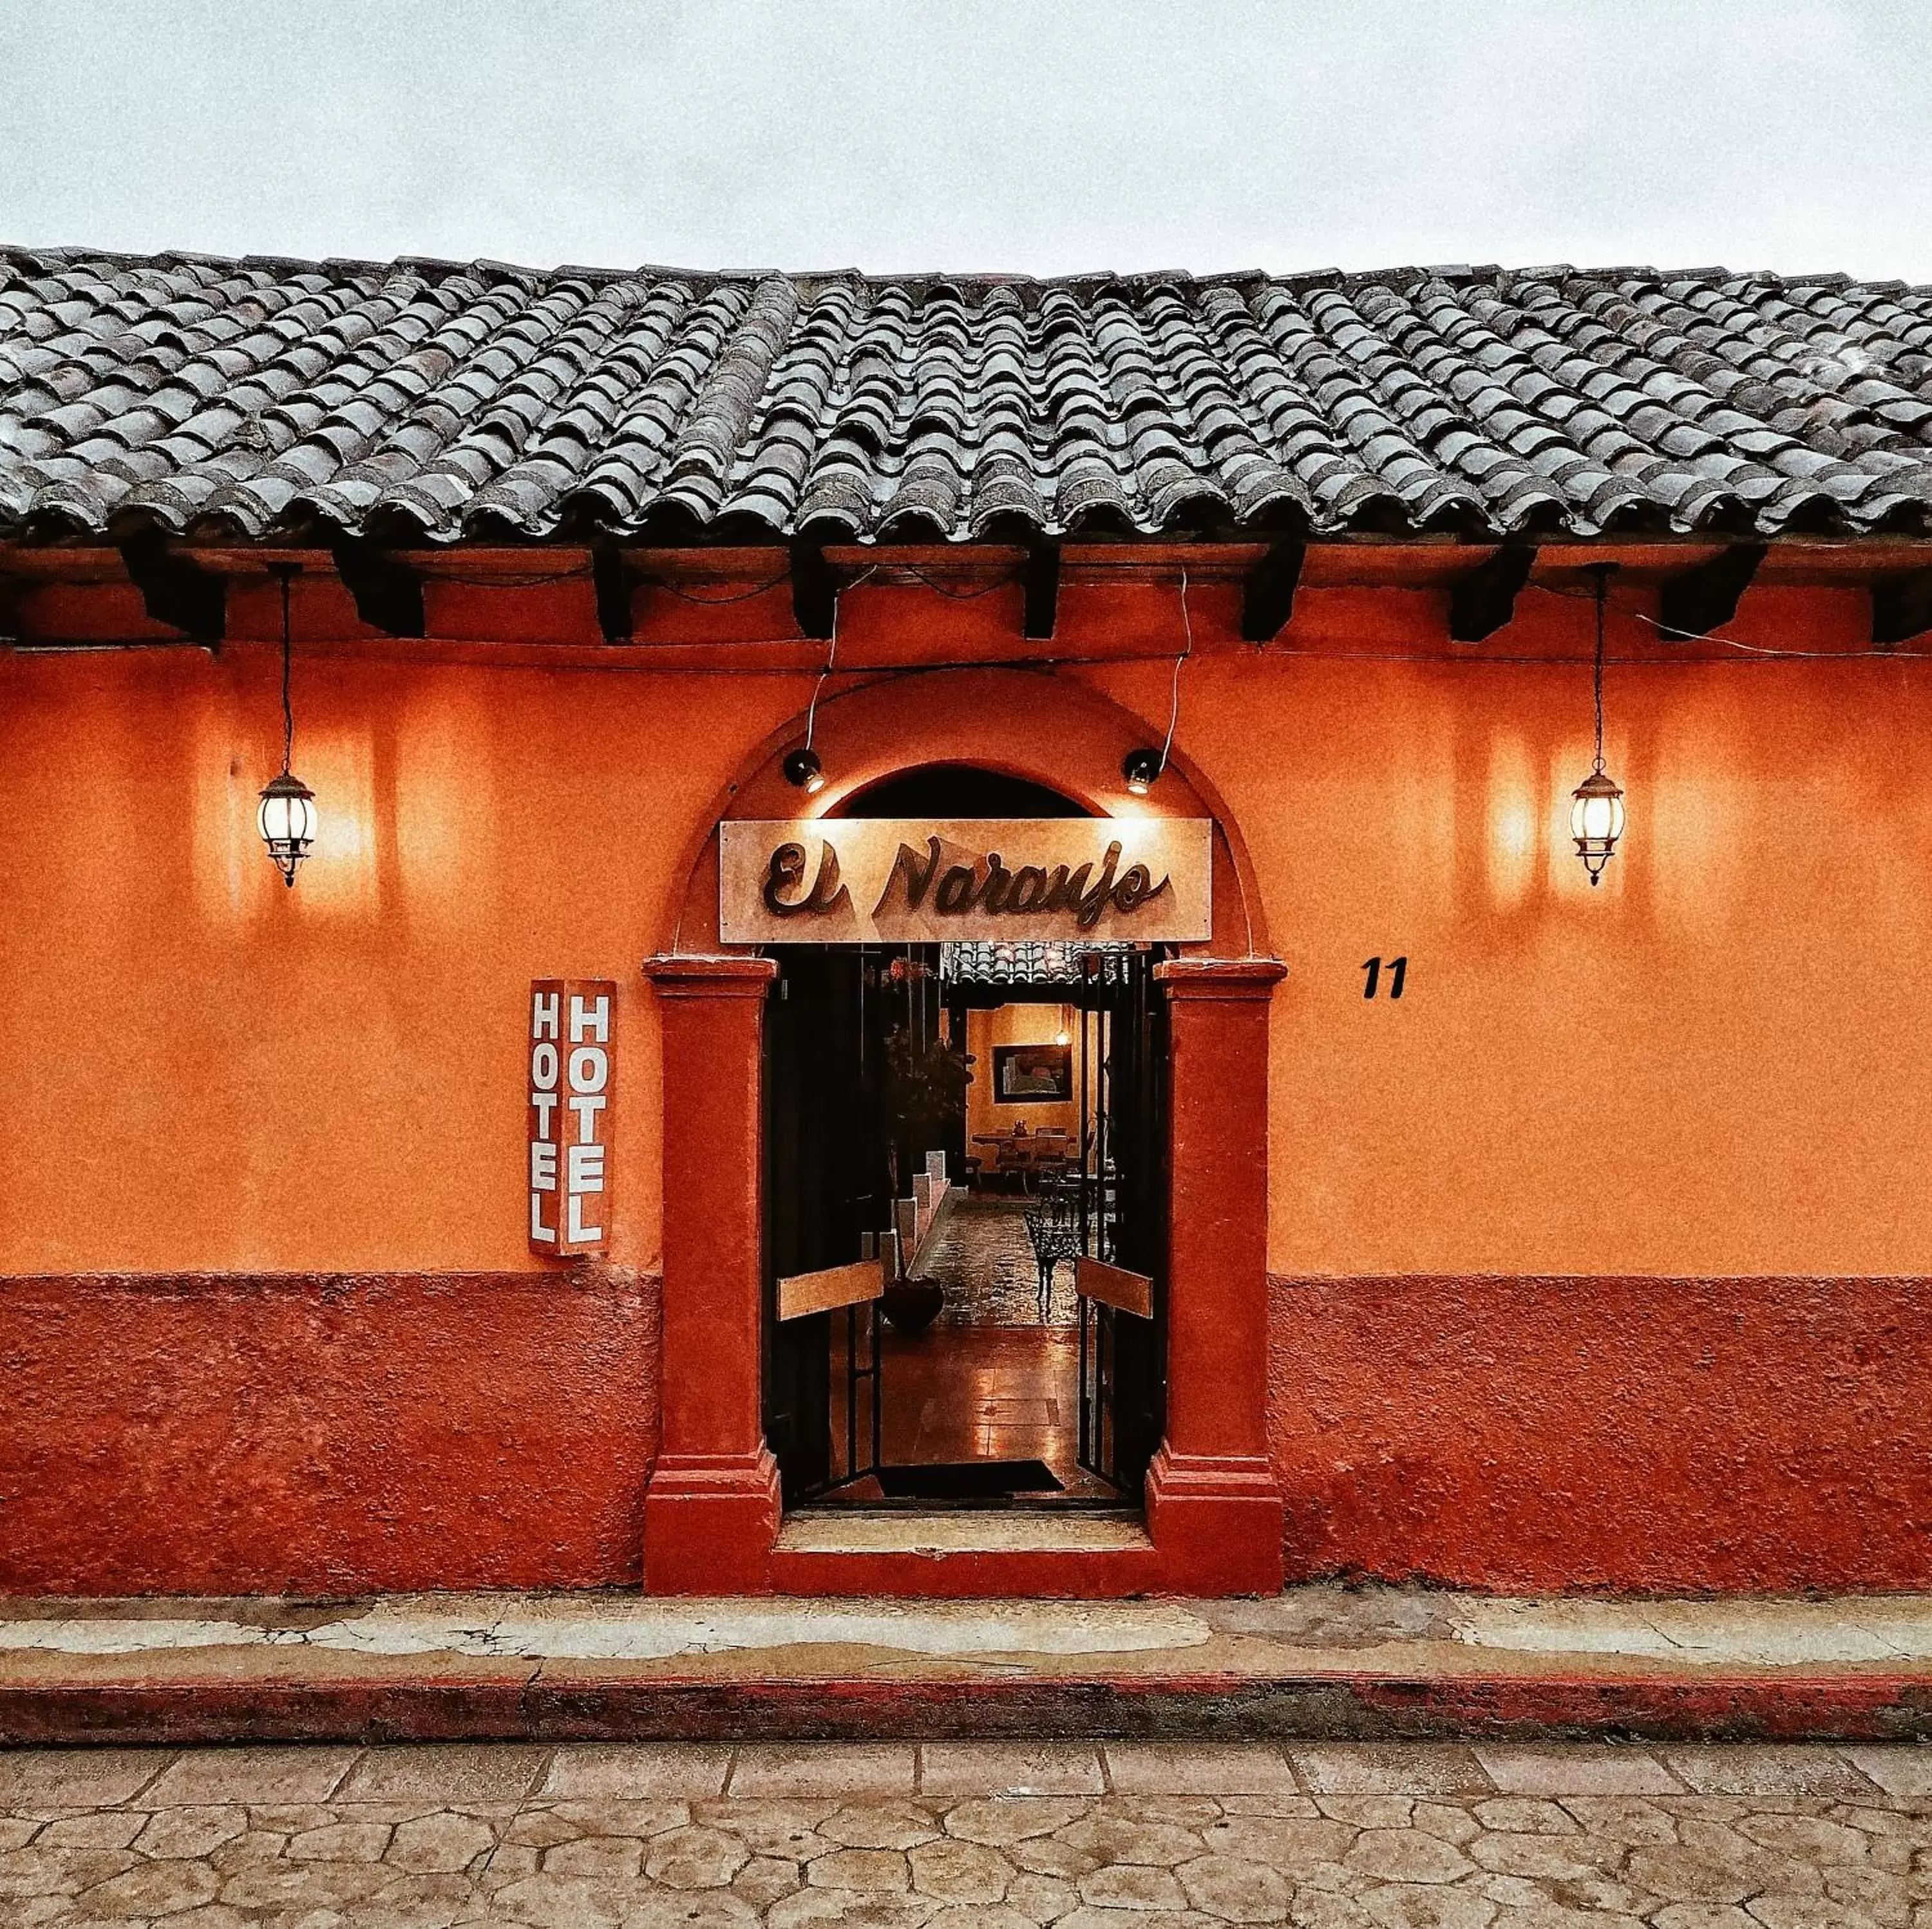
[762,946,882,1503]
[1075,947,1169,1493]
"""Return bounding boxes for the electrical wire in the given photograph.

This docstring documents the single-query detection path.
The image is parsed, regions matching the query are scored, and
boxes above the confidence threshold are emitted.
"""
[886,562,1025,600]
[414,558,1025,603]
[424,565,797,601]
[803,565,878,753]
[419,569,592,590]
[425,560,1016,605]
[1531,574,1926,659]
[18,549,1931,670]
[1156,567,1193,776]
[652,569,793,605]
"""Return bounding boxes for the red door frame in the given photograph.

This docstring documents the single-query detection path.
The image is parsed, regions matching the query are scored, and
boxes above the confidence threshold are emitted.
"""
[641,672,1286,1595]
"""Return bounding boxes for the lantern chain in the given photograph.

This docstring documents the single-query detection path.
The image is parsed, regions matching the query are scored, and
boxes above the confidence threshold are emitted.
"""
[267,561,300,778]
[281,570,294,776]
[1589,563,1611,777]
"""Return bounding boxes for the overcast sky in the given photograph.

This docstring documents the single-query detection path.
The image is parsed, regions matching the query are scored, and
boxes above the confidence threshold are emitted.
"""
[5,0,1930,282]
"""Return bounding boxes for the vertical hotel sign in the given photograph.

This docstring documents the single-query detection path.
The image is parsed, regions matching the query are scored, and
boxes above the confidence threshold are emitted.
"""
[528,979,614,1256]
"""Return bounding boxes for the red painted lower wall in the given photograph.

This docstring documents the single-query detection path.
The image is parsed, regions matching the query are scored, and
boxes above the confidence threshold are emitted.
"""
[1269,1275,1932,1594]
[8,1269,1929,1597]
[0,1272,659,1595]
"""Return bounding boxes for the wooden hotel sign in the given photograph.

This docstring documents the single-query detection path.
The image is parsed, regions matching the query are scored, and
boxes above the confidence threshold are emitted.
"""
[528,979,615,1257]
[719,818,1212,945]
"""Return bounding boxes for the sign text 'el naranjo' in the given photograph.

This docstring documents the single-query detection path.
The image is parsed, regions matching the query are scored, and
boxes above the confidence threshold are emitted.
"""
[718,818,1212,945]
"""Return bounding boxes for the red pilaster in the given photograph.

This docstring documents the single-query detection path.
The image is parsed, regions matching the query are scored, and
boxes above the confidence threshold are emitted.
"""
[641,954,780,1592]
[1147,957,1288,1593]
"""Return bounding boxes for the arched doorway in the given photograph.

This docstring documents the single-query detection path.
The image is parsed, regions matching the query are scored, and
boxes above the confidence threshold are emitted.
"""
[644,669,1285,1596]
[761,762,1170,1518]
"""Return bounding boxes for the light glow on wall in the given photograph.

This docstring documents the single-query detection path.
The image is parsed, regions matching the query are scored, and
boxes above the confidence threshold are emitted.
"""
[1484,733,1537,910]
[395,688,499,921]
[289,729,377,916]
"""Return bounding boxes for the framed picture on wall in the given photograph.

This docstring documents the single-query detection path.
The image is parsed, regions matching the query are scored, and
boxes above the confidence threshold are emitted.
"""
[992,1043,1072,1104]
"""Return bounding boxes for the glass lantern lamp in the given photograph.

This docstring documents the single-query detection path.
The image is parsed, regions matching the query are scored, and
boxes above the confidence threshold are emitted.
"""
[1571,563,1625,886]
[1570,767,1625,885]
[258,564,317,887]
[258,769,317,887]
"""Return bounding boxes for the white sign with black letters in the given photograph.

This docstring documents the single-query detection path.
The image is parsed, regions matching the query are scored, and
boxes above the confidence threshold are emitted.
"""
[528,978,615,1257]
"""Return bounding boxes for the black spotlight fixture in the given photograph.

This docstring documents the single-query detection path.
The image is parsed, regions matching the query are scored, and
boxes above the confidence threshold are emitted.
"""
[1122,748,1164,796]
[782,746,826,795]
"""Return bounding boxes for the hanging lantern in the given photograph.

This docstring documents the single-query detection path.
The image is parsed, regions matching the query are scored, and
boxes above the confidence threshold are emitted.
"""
[1571,565,1625,886]
[1569,768,1625,885]
[258,770,317,887]
[258,565,317,887]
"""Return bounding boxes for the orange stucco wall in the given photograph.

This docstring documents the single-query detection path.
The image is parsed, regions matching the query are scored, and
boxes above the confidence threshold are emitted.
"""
[3,570,1929,1592]
[8,609,1929,1283]
[1088,642,1932,1282]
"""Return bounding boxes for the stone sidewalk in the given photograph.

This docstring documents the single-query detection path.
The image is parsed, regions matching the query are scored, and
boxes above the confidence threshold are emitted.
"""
[5,1587,1932,1747]
[3,1739,1931,1926]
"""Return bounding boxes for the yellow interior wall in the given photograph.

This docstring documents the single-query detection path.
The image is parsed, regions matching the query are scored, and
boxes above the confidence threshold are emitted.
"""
[963,1002,1086,1152]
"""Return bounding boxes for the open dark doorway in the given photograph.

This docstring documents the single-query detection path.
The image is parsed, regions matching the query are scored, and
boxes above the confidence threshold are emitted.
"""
[759,766,1169,1510]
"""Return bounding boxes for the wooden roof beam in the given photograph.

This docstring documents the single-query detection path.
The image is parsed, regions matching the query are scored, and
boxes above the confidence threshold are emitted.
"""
[1658,543,1765,641]
[1240,537,1305,642]
[330,535,424,638]
[790,536,838,641]
[118,529,225,645]
[592,539,636,643]
[1872,569,1932,647]
[1022,540,1060,639]
[1448,543,1538,643]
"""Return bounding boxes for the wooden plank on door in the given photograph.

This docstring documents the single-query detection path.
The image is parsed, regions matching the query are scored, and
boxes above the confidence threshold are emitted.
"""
[778,1257,886,1322]
[1075,1256,1155,1319]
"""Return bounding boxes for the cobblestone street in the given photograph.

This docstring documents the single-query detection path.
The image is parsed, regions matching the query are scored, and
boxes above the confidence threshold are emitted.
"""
[3,1740,1931,1926]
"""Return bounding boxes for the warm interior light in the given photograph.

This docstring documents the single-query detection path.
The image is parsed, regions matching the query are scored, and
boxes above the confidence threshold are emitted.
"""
[1121,748,1162,796]
[1569,769,1625,885]
[782,746,826,794]
[258,770,317,887]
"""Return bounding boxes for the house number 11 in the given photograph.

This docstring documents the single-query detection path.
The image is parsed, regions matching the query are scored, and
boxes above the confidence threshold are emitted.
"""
[1361,955,1408,999]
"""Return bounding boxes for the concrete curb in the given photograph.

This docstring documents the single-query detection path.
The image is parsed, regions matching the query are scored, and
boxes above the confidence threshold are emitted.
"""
[6,1670,1931,1748]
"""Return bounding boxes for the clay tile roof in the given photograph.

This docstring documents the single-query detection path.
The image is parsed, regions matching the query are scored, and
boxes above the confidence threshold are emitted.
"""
[6,245,1932,543]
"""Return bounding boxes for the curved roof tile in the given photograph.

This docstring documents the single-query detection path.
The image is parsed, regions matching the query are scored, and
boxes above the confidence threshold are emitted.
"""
[6,248,1932,541]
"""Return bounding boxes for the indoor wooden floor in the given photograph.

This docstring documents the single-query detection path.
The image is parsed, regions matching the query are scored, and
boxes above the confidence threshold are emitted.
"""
[821,1197,1115,1503]
[826,1324,1113,1501]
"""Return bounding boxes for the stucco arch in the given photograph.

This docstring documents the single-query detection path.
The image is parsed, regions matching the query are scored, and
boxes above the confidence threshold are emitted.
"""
[643,662,1288,1594]
[663,666,1270,958]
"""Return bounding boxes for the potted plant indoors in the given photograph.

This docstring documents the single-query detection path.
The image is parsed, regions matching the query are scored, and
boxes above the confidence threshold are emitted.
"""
[879,1022,969,1334]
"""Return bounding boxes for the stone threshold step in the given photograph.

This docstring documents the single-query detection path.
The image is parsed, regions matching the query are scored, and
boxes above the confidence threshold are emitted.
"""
[3,1585,1931,1747]
[773,1509,1152,1555]
[767,1507,1164,1596]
